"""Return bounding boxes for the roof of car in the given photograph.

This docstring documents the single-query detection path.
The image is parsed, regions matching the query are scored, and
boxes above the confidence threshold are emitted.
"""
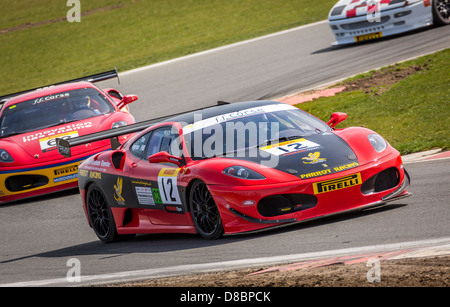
[1,81,97,108]
[163,100,284,128]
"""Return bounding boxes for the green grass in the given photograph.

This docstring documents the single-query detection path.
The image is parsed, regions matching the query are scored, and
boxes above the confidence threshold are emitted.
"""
[0,0,336,96]
[296,49,450,155]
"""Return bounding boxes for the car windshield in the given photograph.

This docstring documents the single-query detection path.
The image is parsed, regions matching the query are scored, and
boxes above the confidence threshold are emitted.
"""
[0,87,114,138]
[183,105,331,160]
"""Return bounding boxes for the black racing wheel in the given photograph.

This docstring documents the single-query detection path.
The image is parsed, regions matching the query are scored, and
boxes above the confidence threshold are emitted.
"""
[432,0,450,25]
[86,184,121,243]
[189,180,223,240]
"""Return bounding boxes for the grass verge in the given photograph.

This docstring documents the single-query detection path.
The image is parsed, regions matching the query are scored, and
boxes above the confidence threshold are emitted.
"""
[296,48,450,155]
[0,0,335,96]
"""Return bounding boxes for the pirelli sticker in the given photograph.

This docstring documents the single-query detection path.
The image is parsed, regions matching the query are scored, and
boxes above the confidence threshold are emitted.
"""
[313,173,362,195]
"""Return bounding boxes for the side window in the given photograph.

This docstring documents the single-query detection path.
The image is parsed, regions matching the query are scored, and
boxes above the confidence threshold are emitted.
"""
[145,127,181,159]
[129,132,151,159]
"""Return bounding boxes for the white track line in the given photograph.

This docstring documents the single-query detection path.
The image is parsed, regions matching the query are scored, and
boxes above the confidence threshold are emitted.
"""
[2,237,449,287]
[120,20,328,76]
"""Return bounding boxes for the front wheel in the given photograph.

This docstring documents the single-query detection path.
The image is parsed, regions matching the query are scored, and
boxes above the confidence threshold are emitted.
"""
[86,184,120,243]
[189,181,223,240]
[432,0,450,26]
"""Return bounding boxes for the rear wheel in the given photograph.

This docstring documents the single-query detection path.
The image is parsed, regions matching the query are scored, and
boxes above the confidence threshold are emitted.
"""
[86,184,120,243]
[189,181,223,240]
[433,0,450,25]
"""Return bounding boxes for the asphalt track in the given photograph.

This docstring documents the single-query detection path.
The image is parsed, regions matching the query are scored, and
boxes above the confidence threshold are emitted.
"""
[1,21,449,287]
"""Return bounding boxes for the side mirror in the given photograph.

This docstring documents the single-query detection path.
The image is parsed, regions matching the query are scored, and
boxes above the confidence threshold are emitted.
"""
[105,88,123,101]
[148,151,181,166]
[117,94,138,110]
[327,112,347,128]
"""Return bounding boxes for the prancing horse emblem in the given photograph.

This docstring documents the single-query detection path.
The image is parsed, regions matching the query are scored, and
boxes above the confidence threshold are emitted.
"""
[114,177,125,206]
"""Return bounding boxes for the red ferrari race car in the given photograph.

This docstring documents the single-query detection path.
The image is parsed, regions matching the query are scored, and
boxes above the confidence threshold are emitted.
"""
[0,70,137,204]
[57,100,410,242]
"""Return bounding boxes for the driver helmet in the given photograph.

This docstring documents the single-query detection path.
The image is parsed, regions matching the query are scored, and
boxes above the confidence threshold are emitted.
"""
[70,95,91,109]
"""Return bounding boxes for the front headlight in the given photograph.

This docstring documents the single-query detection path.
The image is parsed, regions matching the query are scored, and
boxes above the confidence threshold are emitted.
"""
[112,121,128,129]
[368,134,387,153]
[0,149,14,162]
[223,166,265,180]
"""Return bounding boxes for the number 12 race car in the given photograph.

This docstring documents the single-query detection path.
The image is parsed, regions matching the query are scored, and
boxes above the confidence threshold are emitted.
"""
[0,70,137,204]
[58,100,411,242]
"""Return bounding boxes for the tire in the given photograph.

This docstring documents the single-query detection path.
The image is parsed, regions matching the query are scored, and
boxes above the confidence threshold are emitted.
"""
[86,184,121,243]
[189,180,224,240]
[432,0,450,26]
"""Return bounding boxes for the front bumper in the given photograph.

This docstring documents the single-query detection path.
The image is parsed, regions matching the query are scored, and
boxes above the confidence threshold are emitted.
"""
[329,1,433,45]
[208,153,410,235]
[0,157,87,204]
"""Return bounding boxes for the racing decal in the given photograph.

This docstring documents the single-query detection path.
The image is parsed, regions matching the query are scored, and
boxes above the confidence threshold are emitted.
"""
[302,152,327,164]
[54,164,78,177]
[53,164,79,183]
[53,173,77,183]
[259,138,321,156]
[182,104,295,135]
[89,171,102,179]
[333,162,360,172]
[344,0,396,18]
[113,177,126,206]
[135,187,155,206]
[39,131,79,153]
[300,162,360,179]
[130,179,156,206]
[33,92,70,105]
[313,173,362,194]
[166,205,183,213]
[22,122,92,143]
[151,188,163,204]
[157,168,182,205]
[301,169,333,179]
[78,169,89,177]
[82,159,111,172]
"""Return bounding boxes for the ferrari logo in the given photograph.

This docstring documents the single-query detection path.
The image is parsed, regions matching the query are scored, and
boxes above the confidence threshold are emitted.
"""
[114,177,125,206]
[302,152,327,164]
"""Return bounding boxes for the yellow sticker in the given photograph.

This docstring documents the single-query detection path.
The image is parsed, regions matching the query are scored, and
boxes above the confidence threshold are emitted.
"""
[313,173,362,194]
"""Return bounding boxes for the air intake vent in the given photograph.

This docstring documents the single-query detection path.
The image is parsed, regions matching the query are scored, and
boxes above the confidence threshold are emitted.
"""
[341,16,390,30]
[5,175,49,192]
[361,167,400,195]
[257,194,317,217]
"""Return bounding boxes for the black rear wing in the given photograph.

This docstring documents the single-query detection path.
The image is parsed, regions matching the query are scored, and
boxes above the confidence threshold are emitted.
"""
[0,69,119,103]
[56,101,231,158]
[56,117,160,158]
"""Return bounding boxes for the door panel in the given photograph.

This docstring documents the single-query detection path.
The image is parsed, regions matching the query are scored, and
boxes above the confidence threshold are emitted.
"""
[126,126,189,225]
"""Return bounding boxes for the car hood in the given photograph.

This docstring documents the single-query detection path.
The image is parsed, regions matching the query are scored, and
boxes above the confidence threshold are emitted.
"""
[228,132,360,180]
[329,0,409,20]
[5,117,109,164]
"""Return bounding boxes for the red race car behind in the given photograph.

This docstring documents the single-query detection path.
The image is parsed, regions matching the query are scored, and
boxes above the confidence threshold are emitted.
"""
[58,100,410,242]
[0,70,137,204]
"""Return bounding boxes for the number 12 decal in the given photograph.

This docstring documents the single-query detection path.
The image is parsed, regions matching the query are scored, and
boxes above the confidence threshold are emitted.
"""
[259,138,321,156]
[157,168,182,205]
